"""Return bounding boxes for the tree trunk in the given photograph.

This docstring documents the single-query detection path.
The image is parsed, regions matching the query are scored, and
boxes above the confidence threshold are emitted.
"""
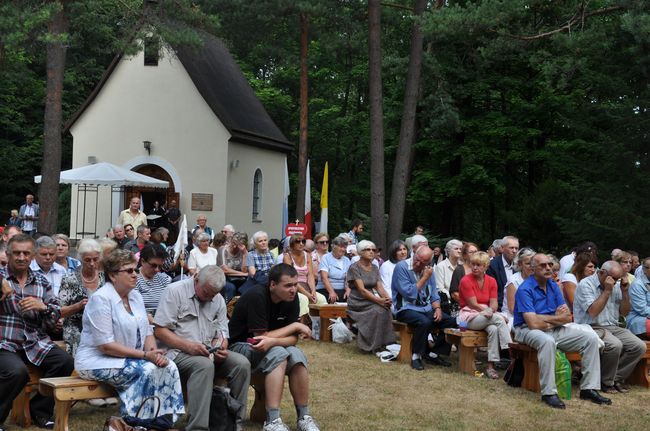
[295,11,309,222]
[387,0,427,242]
[40,1,68,234]
[368,0,386,253]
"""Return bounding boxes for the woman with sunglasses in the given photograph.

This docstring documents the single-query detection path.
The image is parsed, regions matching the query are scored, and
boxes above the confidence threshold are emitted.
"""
[124,224,136,240]
[75,249,185,428]
[283,234,327,316]
[346,240,395,352]
[136,244,171,319]
[312,233,330,280]
[317,236,352,303]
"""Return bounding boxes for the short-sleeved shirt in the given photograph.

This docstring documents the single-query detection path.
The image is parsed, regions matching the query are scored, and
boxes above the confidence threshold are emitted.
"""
[136,272,171,314]
[246,250,275,275]
[347,261,380,291]
[154,277,229,360]
[316,253,351,292]
[74,282,152,371]
[513,275,566,327]
[573,273,622,326]
[117,210,148,231]
[217,246,245,272]
[187,247,218,271]
[458,274,497,308]
[228,285,300,344]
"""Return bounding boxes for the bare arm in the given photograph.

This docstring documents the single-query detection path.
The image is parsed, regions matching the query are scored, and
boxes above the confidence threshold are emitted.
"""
[506,282,517,314]
[561,281,577,310]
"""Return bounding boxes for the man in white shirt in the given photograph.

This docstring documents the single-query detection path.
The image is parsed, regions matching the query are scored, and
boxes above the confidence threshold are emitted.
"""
[487,235,519,311]
[29,236,65,297]
[19,194,39,236]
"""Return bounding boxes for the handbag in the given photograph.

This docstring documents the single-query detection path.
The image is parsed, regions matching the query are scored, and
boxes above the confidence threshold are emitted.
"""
[123,395,174,431]
[209,386,243,431]
[503,357,524,387]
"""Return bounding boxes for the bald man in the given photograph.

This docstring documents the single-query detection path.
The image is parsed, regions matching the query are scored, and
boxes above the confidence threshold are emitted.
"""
[574,260,646,393]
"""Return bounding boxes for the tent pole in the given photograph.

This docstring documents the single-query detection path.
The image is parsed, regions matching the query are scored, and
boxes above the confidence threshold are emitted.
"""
[82,185,87,239]
[94,185,99,238]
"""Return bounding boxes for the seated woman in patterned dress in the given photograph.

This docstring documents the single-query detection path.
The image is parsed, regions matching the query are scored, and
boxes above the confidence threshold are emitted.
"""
[75,249,185,427]
[346,240,396,353]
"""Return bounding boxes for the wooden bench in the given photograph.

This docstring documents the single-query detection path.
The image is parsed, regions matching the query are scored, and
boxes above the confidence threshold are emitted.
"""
[39,376,117,431]
[39,373,268,430]
[444,328,488,374]
[308,303,348,342]
[509,341,650,392]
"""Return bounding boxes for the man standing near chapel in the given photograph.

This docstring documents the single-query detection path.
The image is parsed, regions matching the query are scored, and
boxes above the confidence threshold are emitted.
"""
[228,264,320,431]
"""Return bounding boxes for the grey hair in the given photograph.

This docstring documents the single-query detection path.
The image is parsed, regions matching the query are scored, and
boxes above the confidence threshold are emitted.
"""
[337,233,352,243]
[156,227,169,236]
[331,236,348,248]
[197,232,211,243]
[77,239,102,256]
[35,236,56,251]
[492,239,502,249]
[600,260,620,273]
[502,235,519,245]
[197,265,225,293]
[445,239,462,254]
[136,224,149,236]
[410,235,428,246]
[357,240,376,254]
[51,234,71,247]
[252,231,268,245]
[113,224,124,230]
[513,247,536,272]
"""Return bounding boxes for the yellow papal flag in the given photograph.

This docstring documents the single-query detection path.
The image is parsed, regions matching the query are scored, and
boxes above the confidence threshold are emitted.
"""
[320,162,328,235]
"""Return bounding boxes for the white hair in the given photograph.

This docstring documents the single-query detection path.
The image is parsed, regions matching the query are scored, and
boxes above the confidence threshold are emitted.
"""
[357,240,376,254]
[445,239,462,254]
[77,239,102,256]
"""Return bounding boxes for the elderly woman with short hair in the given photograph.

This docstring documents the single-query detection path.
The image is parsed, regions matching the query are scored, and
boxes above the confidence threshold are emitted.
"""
[246,231,275,278]
[59,239,106,356]
[188,232,218,275]
[75,249,184,426]
[317,236,352,303]
[347,240,396,352]
[52,233,81,274]
[458,251,512,379]
[504,247,536,322]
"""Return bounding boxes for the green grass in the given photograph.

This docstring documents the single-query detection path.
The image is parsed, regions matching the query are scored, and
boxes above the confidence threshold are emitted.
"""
[13,340,650,430]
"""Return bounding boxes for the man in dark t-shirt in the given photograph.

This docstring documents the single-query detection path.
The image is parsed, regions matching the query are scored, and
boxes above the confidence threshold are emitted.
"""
[229,264,320,431]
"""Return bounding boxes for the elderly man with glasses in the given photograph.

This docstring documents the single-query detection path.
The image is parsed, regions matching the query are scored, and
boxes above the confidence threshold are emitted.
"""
[514,253,611,409]
[574,260,647,394]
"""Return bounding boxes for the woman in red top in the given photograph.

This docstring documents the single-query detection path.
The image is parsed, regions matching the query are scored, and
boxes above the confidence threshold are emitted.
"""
[458,251,512,379]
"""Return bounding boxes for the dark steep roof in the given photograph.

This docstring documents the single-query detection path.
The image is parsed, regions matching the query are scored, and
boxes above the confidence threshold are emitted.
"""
[65,33,292,154]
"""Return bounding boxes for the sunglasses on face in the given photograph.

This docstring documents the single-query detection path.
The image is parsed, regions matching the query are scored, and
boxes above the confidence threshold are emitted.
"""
[295,239,306,244]
[117,268,137,274]
[125,228,133,232]
[537,262,553,268]
[364,248,377,252]
[145,261,161,269]
[317,240,329,245]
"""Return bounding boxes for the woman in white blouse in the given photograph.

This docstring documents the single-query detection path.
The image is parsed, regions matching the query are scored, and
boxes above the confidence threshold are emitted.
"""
[188,232,218,275]
[75,249,184,427]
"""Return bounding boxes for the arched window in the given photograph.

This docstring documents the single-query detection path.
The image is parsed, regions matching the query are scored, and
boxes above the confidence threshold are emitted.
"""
[252,169,262,221]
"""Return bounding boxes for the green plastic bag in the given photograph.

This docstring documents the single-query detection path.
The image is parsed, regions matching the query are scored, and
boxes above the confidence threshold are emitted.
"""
[555,350,572,400]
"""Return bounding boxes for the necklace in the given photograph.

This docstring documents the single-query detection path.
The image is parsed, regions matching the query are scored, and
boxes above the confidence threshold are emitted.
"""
[81,271,98,284]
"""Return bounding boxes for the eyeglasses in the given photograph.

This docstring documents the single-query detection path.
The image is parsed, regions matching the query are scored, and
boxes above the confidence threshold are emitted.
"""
[125,228,134,232]
[145,261,161,269]
[536,262,553,268]
[295,239,306,244]
[117,268,137,274]
[317,240,329,245]
[364,248,377,252]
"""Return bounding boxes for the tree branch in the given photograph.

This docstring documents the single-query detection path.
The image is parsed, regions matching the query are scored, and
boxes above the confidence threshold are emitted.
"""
[491,5,624,41]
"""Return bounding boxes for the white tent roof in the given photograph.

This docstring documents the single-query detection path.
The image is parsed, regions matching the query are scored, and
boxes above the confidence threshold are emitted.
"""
[34,162,169,188]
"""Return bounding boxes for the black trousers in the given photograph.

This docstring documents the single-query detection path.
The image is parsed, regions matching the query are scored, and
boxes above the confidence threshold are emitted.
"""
[396,309,457,356]
[0,346,74,423]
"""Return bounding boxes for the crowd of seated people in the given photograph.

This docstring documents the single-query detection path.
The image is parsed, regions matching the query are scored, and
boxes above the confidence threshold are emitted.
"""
[2,208,650,431]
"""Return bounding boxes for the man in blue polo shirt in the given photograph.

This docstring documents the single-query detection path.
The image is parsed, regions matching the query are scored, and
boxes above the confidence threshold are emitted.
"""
[513,253,610,409]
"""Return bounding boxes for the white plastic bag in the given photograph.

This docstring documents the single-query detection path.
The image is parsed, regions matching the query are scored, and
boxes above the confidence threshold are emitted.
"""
[329,317,353,344]
[310,316,320,341]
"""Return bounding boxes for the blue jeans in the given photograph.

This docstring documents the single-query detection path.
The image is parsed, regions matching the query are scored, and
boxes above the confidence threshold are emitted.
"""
[396,309,456,356]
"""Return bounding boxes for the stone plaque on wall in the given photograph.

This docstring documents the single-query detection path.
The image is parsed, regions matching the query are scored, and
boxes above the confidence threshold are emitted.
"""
[191,193,213,211]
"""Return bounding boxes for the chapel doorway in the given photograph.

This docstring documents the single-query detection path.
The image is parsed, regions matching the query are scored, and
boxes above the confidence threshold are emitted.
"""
[124,164,179,231]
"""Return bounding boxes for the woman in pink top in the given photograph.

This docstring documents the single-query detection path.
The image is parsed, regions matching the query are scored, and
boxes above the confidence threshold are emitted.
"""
[458,251,512,379]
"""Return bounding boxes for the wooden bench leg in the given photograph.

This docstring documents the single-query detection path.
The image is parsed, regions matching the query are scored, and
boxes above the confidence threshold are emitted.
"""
[458,345,477,374]
[627,359,650,388]
[319,316,331,342]
[397,327,412,364]
[53,399,72,431]
[522,350,541,392]
[11,387,32,427]
[250,383,266,423]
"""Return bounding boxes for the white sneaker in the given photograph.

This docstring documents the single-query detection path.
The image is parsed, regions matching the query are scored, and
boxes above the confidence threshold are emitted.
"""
[297,415,320,431]
[263,418,290,431]
[86,398,106,407]
[104,397,119,406]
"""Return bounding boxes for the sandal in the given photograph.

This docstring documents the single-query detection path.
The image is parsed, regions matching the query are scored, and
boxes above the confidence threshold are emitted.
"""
[485,368,499,379]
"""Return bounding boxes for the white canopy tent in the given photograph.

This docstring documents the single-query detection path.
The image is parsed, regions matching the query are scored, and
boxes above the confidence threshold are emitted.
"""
[35,162,169,238]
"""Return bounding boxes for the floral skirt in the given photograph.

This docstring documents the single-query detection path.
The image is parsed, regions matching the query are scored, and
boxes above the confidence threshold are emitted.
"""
[78,358,185,422]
